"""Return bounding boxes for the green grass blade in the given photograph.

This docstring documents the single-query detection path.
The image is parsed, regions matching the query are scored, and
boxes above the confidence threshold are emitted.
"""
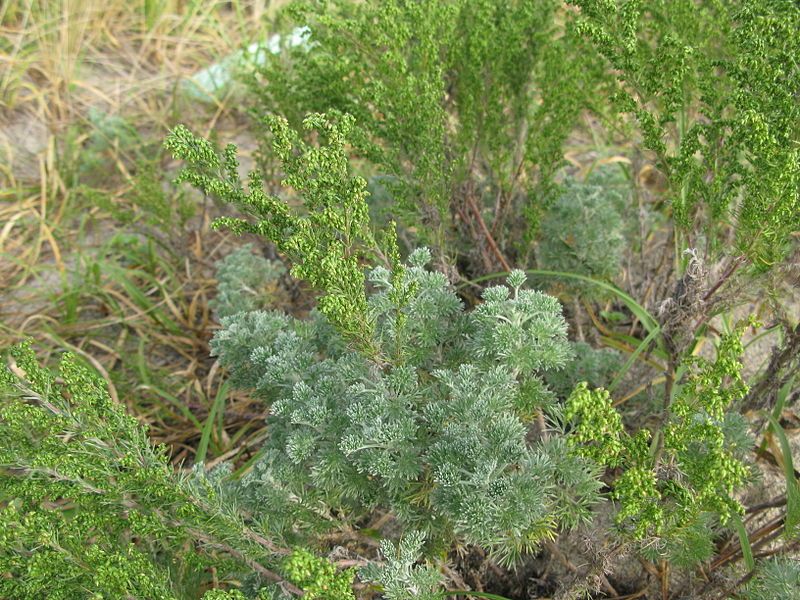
[731,512,755,571]
[767,414,800,538]
[100,261,183,335]
[772,376,796,422]
[196,380,230,464]
[526,270,660,337]
[598,334,667,367]
[143,0,164,30]
[140,385,203,430]
[607,325,662,393]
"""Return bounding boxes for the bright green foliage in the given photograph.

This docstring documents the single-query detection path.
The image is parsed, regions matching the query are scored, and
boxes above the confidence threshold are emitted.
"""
[283,548,355,600]
[164,112,403,348]
[565,327,752,548]
[251,0,606,263]
[564,383,625,467]
[609,431,662,540]
[744,558,800,600]
[569,0,800,267]
[0,342,356,600]
[360,532,444,600]
[211,244,286,318]
[213,259,600,566]
[662,330,751,526]
[563,384,665,538]
[0,342,181,599]
[536,170,627,293]
[202,592,248,600]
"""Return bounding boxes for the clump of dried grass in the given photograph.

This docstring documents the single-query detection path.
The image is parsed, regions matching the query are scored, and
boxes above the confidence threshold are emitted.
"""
[0,0,289,465]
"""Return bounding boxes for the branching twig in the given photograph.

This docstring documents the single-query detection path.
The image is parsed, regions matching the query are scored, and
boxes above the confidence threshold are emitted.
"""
[190,530,304,596]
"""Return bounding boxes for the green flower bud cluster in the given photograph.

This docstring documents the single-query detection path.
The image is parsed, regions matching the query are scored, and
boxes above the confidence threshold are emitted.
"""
[0,342,182,599]
[661,328,751,527]
[569,0,800,267]
[283,549,355,600]
[564,383,625,467]
[565,327,752,546]
[165,112,403,350]
[249,0,609,262]
[0,342,350,599]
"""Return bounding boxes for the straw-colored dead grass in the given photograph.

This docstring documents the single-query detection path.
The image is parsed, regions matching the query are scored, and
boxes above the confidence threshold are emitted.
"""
[0,0,288,465]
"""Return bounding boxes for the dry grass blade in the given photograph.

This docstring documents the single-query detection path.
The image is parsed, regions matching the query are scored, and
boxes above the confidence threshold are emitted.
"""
[1,0,286,468]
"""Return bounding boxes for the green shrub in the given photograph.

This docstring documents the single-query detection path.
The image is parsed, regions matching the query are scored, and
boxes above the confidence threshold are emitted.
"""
[359,532,444,600]
[0,342,347,599]
[565,325,753,554]
[213,256,604,566]
[570,0,800,267]
[247,0,607,270]
[745,558,800,600]
[6,0,798,597]
[164,112,402,349]
[535,169,628,295]
[1,343,187,599]
[166,114,603,568]
[164,36,798,584]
